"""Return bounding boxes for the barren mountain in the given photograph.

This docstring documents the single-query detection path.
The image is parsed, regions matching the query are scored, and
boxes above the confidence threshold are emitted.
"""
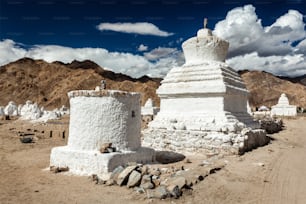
[0,58,161,109]
[1,58,306,110]
[239,70,306,109]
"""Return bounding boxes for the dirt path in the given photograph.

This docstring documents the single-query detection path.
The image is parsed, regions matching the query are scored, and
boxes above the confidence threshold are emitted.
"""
[0,117,306,204]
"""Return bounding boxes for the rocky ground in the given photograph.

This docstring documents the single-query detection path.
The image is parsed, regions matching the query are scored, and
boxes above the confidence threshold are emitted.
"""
[1,116,306,204]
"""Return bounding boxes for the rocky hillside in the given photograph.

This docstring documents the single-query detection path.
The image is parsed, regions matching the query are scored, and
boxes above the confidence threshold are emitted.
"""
[0,58,161,109]
[239,70,306,109]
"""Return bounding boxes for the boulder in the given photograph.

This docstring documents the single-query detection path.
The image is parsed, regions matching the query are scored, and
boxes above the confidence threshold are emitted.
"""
[116,165,137,186]
[127,170,142,188]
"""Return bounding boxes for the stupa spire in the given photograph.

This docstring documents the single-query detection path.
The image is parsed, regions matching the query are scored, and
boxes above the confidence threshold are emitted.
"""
[203,18,208,29]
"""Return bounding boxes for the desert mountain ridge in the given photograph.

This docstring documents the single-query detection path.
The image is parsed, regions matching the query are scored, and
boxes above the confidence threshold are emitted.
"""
[0,58,161,109]
[0,58,306,109]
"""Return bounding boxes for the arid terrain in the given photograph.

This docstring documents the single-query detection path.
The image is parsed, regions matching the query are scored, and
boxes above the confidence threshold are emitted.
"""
[1,116,306,204]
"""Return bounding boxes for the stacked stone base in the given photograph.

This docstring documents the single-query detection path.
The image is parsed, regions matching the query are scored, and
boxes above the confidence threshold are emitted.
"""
[50,146,155,176]
[143,128,269,155]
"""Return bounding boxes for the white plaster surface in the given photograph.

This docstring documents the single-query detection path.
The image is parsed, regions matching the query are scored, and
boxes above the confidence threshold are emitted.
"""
[143,25,268,154]
[271,93,297,116]
[50,89,155,175]
[67,90,141,151]
[50,147,155,176]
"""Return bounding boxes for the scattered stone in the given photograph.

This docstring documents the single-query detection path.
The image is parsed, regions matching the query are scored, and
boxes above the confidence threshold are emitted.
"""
[253,162,265,167]
[167,185,181,198]
[167,176,186,189]
[141,174,152,184]
[99,143,113,153]
[105,179,116,186]
[127,170,142,188]
[152,176,161,187]
[110,165,124,181]
[150,168,161,177]
[146,186,169,199]
[50,166,69,173]
[116,165,137,186]
[20,137,33,143]
[184,158,192,163]
[139,165,149,175]
[259,117,283,134]
[140,182,154,189]
[134,187,145,194]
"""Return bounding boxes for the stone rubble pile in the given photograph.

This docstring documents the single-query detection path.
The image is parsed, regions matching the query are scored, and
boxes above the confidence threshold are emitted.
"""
[258,117,283,134]
[91,161,225,200]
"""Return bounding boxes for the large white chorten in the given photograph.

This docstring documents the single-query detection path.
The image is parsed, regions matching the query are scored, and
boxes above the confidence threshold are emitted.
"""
[50,90,155,176]
[143,20,269,154]
[271,93,297,116]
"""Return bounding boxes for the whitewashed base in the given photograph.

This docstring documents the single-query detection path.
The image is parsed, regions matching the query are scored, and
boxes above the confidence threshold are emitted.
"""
[50,146,155,176]
[143,128,268,155]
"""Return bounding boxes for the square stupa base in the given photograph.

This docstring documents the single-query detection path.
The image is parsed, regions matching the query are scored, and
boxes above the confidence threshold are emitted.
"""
[50,146,155,176]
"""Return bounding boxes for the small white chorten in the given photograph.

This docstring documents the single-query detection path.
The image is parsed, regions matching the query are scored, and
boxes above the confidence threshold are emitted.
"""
[4,101,18,116]
[271,93,297,116]
[50,90,155,176]
[143,19,268,154]
[141,98,160,116]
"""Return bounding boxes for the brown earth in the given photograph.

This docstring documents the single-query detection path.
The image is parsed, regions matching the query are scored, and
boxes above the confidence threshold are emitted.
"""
[0,58,161,109]
[1,116,306,204]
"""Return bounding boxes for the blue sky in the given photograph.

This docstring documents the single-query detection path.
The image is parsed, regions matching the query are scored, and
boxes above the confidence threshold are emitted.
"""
[0,0,306,78]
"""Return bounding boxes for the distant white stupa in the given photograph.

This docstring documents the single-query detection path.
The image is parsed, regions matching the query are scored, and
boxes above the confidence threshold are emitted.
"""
[271,93,297,116]
[143,19,269,154]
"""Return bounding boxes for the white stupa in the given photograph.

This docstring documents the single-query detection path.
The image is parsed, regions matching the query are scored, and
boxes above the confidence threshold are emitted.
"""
[271,93,297,116]
[50,90,155,176]
[4,101,18,116]
[141,98,160,116]
[143,19,268,154]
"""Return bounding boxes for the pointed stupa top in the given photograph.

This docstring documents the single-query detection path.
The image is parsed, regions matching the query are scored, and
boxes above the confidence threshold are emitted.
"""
[182,18,229,65]
[277,93,290,106]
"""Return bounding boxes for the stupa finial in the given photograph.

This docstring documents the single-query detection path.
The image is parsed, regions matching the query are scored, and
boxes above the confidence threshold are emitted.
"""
[203,18,208,29]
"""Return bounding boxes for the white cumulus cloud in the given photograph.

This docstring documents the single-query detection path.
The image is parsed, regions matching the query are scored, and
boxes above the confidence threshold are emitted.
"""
[214,4,306,76]
[137,44,148,51]
[97,22,174,37]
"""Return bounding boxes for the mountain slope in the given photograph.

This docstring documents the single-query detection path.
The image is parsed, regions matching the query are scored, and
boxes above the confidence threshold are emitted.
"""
[0,58,161,109]
[239,70,306,109]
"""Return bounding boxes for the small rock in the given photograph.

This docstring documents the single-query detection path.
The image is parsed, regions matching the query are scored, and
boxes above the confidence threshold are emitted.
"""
[50,166,69,173]
[139,165,149,175]
[110,166,124,181]
[140,182,154,189]
[146,186,169,199]
[127,170,142,188]
[168,176,186,189]
[99,143,112,153]
[20,137,33,143]
[253,162,265,167]
[184,158,192,163]
[152,177,161,187]
[105,179,115,186]
[167,184,181,198]
[134,187,145,194]
[141,174,152,184]
[150,168,161,177]
[117,165,137,186]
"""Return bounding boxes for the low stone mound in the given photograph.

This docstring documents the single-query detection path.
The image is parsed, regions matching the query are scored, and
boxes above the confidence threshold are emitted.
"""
[90,161,225,200]
[258,117,283,134]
